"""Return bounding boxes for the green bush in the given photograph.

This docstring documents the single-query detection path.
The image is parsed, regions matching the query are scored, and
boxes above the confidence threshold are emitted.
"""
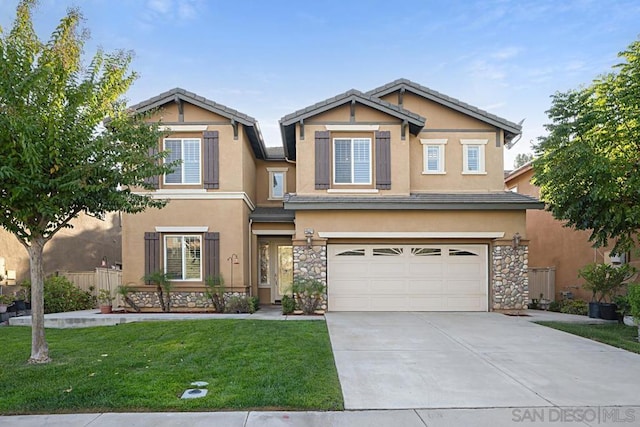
[548,300,561,312]
[249,296,260,313]
[37,276,96,314]
[559,299,588,316]
[579,263,635,302]
[224,296,253,313]
[292,277,325,314]
[281,295,295,314]
[204,274,226,313]
[628,284,640,320]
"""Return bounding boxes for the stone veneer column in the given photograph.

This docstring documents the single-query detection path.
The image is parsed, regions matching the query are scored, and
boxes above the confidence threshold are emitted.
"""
[492,243,529,310]
[292,242,328,311]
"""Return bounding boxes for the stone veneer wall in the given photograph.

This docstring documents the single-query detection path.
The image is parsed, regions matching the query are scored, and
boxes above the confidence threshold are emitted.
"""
[293,244,328,311]
[127,291,246,310]
[492,244,529,310]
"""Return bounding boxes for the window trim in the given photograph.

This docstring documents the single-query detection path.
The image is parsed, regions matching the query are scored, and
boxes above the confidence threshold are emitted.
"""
[267,167,288,200]
[460,139,488,175]
[163,234,202,281]
[332,137,372,185]
[163,138,202,185]
[420,139,447,174]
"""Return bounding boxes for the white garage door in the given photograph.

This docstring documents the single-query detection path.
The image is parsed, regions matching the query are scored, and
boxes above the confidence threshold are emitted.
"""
[327,244,488,311]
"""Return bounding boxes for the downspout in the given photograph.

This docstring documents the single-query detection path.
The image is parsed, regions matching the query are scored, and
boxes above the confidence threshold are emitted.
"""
[248,219,253,297]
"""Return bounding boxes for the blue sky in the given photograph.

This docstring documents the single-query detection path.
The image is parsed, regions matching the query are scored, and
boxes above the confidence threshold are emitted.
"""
[2,0,639,168]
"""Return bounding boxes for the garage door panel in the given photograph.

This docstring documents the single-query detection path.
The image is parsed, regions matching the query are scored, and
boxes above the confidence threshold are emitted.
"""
[408,263,444,276]
[328,244,488,312]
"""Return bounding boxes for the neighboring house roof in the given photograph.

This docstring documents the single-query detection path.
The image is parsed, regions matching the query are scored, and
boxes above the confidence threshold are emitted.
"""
[366,78,523,140]
[129,88,276,160]
[504,162,533,183]
[279,89,426,160]
[249,206,295,222]
[284,192,544,210]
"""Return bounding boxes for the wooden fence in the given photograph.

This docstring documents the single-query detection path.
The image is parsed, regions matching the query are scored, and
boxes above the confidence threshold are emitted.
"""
[528,267,556,302]
[56,268,123,308]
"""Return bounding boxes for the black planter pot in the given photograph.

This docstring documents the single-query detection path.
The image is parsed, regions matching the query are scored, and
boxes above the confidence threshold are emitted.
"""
[588,301,600,318]
[599,303,618,320]
[13,300,26,311]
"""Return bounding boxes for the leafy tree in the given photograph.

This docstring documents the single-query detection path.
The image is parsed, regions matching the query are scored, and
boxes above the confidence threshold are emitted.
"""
[0,1,174,363]
[533,39,640,255]
[513,153,534,169]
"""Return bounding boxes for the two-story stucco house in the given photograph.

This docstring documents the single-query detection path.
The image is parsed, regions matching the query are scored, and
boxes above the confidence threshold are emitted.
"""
[122,79,543,312]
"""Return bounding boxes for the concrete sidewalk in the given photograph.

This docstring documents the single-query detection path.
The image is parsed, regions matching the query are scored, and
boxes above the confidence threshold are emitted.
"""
[6,305,323,328]
[3,407,639,427]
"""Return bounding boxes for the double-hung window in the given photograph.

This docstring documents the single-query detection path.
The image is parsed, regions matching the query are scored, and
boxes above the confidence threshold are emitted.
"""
[420,139,447,174]
[460,139,488,174]
[164,138,201,184]
[333,138,371,184]
[164,235,202,281]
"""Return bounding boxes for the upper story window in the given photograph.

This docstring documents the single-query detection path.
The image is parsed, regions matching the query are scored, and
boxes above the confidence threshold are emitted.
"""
[420,139,447,174]
[333,138,371,185]
[460,139,488,174]
[164,138,201,184]
[164,235,201,281]
[267,167,288,200]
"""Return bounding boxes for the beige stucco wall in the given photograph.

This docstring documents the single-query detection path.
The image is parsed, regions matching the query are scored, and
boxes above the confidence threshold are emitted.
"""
[254,160,296,206]
[293,92,507,197]
[0,212,121,283]
[294,210,526,241]
[122,195,250,292]
[295,122,409,195]
[147,103,256,194]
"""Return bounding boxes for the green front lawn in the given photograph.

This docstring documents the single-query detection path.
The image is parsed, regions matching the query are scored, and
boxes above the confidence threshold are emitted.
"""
[537,321,640,354]
[0,320,343,414]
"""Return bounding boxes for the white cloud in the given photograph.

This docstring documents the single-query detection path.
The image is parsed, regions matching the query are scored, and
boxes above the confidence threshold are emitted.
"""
[491,47,522,60]
[147,0,172,14]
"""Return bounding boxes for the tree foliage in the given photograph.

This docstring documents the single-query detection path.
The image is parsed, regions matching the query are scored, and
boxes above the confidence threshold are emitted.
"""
[0,1,174,363]
[513,153,534,169]
[533,39,640,254]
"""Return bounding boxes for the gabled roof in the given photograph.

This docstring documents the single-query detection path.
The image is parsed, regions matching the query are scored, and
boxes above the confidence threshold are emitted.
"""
[366,78,522,139]
[284,192,544,211]
[504,161,533,183]
[129,88,276,160]
[279,89,426,160]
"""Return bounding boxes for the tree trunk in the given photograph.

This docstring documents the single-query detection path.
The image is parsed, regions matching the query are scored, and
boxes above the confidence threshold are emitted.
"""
[27,237,51,364]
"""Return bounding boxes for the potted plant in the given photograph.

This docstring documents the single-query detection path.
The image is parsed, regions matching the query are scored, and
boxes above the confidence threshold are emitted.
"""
[0,294,13,314]
[13,288,27,311]
[579,263,635,320]
[97,289,114,314]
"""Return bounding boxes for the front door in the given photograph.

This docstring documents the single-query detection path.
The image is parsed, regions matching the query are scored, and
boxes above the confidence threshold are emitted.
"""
[259,240,293,303]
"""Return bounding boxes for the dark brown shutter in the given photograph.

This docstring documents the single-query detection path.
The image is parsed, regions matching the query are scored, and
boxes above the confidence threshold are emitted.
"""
[203,131,219,189]
[144,232,160,282]
[144,146,160,189]
[375,131,391,190]
[204,232,220,279]
[315,131,331,189]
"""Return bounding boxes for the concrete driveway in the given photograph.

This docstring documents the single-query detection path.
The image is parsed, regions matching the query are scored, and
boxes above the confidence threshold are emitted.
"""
[325,312,640,410]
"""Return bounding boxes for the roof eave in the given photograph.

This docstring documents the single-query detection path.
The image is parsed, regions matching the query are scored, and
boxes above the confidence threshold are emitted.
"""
[284,201,545,211]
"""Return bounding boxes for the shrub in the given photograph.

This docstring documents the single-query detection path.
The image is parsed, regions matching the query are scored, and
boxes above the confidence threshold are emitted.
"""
[614,295,631,317]
[281,295,295,314]
[548,300,561,312]
[579,263,635,302]
[292,277,325,314]
[559,299,588,316]
[224,296,252,313]
[143,271,173,312]
[249,296,260,313]
[204,274,226,312]
[628,284,640,320]
[39,276,96,314]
